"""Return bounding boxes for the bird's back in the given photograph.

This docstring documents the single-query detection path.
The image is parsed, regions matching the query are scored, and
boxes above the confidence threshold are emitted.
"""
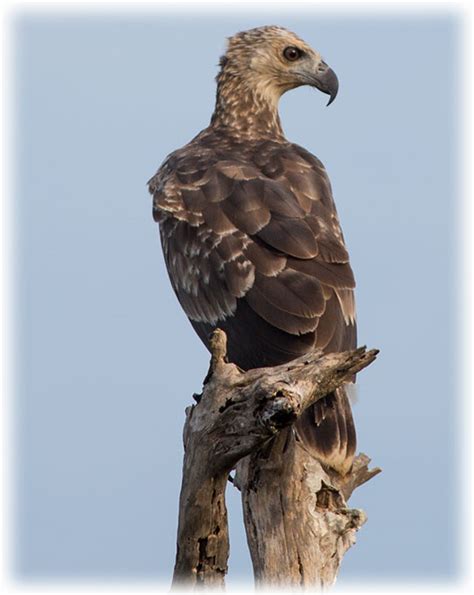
[150,128,357,474]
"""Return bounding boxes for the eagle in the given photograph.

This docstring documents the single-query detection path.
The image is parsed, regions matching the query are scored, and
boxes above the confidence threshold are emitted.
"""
[149,26,357,475]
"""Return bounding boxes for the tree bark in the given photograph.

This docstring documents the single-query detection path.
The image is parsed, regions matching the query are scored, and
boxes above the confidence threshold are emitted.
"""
[172,329,380,589]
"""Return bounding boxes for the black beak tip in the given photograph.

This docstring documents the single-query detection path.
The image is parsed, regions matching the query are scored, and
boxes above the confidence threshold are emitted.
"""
[325,70,339,106]
[314,65,339,107]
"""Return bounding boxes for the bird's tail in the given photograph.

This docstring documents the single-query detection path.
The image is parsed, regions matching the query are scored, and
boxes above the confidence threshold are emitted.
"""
[295,385,356,475]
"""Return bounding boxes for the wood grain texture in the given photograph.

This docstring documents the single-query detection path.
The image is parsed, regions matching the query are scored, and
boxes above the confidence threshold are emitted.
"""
[235,442,380,587]
[172,330,380,589]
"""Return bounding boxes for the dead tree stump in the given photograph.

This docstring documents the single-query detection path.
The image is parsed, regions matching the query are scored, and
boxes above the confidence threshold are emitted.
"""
[172,329,380,589]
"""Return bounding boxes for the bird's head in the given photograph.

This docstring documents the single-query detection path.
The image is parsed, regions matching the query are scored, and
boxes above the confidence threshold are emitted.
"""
[219,26,339,107]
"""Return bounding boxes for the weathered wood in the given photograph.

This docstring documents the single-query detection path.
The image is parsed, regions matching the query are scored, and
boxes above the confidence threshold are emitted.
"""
[235,443,380,588]
[172,329,379,589]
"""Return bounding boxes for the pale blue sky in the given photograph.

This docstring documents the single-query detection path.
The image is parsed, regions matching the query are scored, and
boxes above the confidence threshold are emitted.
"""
[13,9,460,586]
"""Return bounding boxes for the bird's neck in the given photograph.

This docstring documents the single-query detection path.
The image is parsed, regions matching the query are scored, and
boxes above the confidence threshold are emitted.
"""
[210,73,285,141]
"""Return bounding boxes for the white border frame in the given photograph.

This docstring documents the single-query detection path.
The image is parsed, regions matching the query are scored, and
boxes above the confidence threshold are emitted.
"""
[1,1,472,594]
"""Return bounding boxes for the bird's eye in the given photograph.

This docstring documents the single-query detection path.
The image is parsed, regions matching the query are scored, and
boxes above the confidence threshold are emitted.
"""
[283,46,303,61]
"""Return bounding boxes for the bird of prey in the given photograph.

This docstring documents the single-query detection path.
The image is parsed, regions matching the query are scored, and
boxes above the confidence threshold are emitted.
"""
[149,26,357,475]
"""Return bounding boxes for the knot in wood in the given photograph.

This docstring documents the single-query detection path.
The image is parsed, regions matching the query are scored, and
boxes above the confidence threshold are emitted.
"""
[259,387,300,432]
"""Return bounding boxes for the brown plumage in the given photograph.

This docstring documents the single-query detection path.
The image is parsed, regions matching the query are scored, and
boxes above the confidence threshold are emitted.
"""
[149,26,357,474]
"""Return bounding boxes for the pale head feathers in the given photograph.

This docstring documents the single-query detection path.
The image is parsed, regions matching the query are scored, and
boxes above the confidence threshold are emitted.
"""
[218,26,321,98]
[212,26,325,138]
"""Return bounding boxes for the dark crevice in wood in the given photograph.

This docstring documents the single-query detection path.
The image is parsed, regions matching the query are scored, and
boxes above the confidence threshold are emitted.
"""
[316,480,345,511]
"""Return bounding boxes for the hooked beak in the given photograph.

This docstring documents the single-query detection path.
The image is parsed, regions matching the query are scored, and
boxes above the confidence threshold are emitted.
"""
[311,61,339,106]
